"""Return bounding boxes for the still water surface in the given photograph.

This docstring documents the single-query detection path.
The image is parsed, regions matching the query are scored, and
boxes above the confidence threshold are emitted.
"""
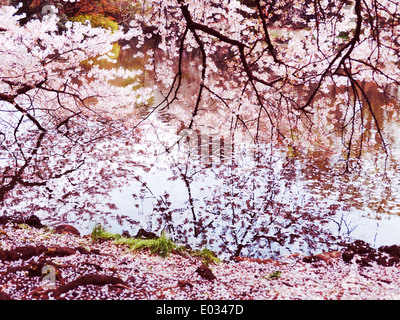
[86,38,400,260]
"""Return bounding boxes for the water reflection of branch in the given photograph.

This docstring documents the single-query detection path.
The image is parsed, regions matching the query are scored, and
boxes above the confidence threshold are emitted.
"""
[132,27,190,131]
[202,84,256,144]
[352,78,389,171]
[179,163,199,238]
[328,212,357,238]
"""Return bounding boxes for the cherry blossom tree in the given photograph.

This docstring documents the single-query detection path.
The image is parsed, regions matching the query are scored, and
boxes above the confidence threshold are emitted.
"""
[0,6,151,218]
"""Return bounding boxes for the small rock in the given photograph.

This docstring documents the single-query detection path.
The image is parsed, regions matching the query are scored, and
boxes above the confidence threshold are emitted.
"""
[0,216,9,225]
[196,264,216,281]
[122,230,131,238]
[54,224,80,236]
[342,251,354,263]
[24,215,44,229]
[135,228,157,239]
[6,214,44,228]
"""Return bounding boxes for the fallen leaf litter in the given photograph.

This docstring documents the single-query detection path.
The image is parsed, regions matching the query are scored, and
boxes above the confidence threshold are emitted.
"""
[1,219,400,300]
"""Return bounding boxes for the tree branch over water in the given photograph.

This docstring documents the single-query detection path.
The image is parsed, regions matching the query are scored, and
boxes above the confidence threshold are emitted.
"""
[2,0,400,258]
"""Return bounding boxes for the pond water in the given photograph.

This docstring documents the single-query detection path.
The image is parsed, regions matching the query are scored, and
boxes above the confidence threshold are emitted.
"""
[75,37,400,260]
